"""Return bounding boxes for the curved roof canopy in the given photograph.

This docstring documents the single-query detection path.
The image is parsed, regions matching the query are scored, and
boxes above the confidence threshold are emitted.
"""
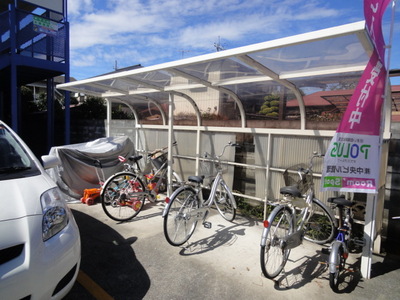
[57,21,374,129]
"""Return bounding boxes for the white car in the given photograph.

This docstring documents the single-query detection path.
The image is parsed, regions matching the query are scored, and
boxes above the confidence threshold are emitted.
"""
[0,120,81,299]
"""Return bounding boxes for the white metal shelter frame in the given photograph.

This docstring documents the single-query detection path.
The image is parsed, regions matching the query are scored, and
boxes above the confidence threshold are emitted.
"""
[58,21,392,279]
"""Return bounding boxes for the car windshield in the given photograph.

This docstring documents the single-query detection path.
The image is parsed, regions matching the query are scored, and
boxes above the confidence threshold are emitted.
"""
[0,124,35,175]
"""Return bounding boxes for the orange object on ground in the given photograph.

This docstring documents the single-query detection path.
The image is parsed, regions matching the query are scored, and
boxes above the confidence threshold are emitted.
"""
[81,188,101,205]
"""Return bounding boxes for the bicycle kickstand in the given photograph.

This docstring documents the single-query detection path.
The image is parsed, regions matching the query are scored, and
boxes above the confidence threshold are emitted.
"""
[202,210,212,229]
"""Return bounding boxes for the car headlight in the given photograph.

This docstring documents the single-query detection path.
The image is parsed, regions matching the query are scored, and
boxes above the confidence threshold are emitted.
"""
[41,187,69,241]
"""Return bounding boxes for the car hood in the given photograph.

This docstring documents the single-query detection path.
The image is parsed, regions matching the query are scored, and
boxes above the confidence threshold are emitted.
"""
[0,174,55,221]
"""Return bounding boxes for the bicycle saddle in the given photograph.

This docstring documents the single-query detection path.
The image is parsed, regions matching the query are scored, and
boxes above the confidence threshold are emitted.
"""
[328,196,353,207]
[188,175,204,184]
[128,155,143,162]
[280,185,302,197]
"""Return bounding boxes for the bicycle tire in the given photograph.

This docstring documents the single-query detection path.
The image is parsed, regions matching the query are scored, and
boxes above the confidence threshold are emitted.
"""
[101,172,146,221]
[163,186,199,246]
[329,244,345,292]
[304,198,336,244]
[214,180,236,222]
[260,205,294,279]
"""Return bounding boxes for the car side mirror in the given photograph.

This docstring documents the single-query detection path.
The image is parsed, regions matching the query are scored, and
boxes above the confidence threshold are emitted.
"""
[41,155,61,169]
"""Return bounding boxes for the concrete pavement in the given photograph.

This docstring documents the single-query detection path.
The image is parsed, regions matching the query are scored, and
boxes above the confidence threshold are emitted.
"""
[64,199,400,300]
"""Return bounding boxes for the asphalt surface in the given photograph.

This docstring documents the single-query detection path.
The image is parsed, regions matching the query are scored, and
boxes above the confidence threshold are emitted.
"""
[64,198,400,300]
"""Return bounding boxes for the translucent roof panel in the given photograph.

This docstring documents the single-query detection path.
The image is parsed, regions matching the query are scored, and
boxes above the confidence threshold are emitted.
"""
[57,21,374,127]
[173,57,264,84]
[291,71,363,95]
[247,33,369,77]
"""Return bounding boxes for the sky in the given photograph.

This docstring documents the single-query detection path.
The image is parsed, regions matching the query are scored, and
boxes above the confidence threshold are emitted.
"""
[66,0,400,84]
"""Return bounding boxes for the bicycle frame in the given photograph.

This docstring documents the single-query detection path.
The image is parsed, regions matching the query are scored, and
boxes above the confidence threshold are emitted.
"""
[162,142,238,221]
[123,146,182,196]
[101,144,182,204]
[185,170,234,223]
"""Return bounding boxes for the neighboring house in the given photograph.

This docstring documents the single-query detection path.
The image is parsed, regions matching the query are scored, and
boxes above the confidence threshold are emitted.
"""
[286,85,400,122]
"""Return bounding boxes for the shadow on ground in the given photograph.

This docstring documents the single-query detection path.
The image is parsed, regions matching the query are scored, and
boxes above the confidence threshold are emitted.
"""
[178,217,256,256]
[371,253,400,278]
[64,209,151,300]
[271,248,363,293]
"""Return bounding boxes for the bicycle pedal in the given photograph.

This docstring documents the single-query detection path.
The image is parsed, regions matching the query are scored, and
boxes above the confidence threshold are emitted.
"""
[203,221,212,229]
[321,248,330,255]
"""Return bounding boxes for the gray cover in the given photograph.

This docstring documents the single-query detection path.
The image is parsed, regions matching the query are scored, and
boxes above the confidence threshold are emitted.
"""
[47,136,134,200]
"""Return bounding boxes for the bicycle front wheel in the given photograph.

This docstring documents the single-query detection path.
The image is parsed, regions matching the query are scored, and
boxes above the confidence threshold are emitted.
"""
[101,172,146,222]
[260,206,294,279]
[329,245,345,292]
[163,187,199,246]
[304,198,336,244]
[214,180,236,222]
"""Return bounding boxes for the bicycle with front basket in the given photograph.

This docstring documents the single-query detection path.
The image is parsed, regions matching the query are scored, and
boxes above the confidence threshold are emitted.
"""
[260,152,336,279]
[100,142,182,221]
[162,141,239,246]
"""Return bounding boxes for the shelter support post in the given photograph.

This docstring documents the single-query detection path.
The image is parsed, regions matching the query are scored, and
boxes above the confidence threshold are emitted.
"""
[195,128,201,176]
[167,93,174,196]
[106,98,111,137]
[361,193,378,279]
[263,133,272,221]
[361,140,389,279]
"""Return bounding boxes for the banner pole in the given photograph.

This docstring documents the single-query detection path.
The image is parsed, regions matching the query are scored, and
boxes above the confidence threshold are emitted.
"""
[360,0,396,279]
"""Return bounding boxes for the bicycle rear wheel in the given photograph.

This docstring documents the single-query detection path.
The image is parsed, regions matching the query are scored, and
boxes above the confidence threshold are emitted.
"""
[214,180,236,222]
[329,245,345,292]
[304,199,336,244]
[163,187,199,246]
[260,205,294,279]
[101,172,146,221]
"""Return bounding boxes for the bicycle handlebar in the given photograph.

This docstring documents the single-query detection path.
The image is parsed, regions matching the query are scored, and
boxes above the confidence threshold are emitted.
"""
[296,152,325,180]
[204,141,240,159]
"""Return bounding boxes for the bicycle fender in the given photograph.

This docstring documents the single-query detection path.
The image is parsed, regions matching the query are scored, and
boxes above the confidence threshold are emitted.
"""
[161,185,196,218]
[312,197,338,228]
[329,241,344,273]
[260,205,286,246]
[219,180,237,209]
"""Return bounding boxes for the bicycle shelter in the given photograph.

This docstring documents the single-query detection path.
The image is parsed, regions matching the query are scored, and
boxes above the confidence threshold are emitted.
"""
[57,21,394,279]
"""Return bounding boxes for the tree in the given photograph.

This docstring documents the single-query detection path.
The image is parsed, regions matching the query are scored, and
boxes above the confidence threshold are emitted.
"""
[72,96,107,119]
[259,94,280,118]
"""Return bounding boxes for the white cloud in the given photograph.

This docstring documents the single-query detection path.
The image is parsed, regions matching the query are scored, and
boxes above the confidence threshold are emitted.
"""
[68,0,380,79]
[67,0,94,16]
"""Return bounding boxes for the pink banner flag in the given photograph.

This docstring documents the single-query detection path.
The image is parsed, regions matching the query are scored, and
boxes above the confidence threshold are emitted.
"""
[321,0,391,193]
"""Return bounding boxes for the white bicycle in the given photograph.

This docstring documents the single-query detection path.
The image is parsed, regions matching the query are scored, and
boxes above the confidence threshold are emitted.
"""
[162,142,239,246]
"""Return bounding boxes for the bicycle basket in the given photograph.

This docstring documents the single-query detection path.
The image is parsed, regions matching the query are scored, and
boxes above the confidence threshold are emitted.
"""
[151,152,168,170]
[283,166,311,195]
